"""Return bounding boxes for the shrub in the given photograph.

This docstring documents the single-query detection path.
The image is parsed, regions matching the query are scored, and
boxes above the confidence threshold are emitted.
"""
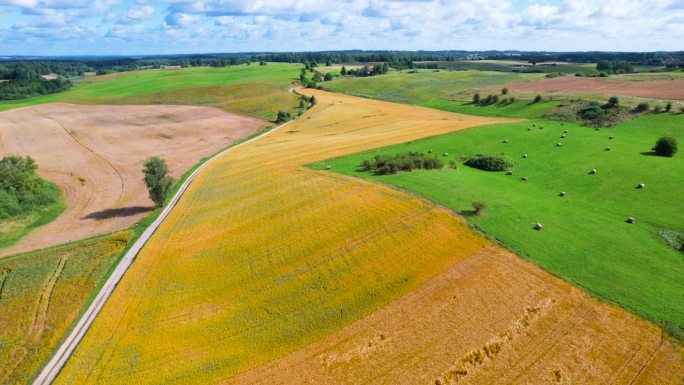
[472,201,487,216]
[654,137,678,157]
[501,88,509,95]
[361,152,444,175]
[472,93,480,104]
[464,154,514,172]
[579,105,607,122]
[634,102,650,112]
[606,96,620,108]
[533,95,542,103]
[276,110,292,123]
[653,105,662,113]
[665,102,672,112]
[0,156,58,219]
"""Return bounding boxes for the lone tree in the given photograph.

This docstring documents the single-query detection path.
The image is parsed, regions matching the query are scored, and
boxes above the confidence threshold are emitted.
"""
[654,137,678,157]
[472,93,480,104]
[501,88,509,95]
[143,156,175,207]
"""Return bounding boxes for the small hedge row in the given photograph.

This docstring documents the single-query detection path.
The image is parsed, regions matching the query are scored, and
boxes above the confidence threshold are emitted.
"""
[361,152,444,175]
[464,154,514,171]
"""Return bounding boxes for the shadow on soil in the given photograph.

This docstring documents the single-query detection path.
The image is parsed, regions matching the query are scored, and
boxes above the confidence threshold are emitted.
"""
[82,206,154,220]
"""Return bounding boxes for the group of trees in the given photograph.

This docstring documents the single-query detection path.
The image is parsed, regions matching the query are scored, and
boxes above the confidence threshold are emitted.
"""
[472,93,517,106]
[0,156,59,219]
[0,77,71,100]
[361,152,444,175]
[596,60,634,74]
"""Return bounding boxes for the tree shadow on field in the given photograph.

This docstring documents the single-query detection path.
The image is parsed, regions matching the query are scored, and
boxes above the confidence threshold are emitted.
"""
[82,206,154,220]
[640,151,659,157]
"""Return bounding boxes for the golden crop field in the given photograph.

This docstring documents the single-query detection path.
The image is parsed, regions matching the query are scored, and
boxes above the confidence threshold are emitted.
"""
[54,90,683,384]
[0,231,129,385]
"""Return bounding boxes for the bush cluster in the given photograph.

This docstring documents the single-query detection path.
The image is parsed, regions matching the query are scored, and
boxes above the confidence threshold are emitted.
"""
[0,156,59,219]
[654,137,678,157]
[464,154,514,172]
[361,152,444,175]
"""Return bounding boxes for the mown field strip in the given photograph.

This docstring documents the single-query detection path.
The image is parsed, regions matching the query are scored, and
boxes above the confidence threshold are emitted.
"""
[32,112,291,385]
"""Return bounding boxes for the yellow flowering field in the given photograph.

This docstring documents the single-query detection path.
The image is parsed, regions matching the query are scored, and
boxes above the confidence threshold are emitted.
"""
[54,90,510,384]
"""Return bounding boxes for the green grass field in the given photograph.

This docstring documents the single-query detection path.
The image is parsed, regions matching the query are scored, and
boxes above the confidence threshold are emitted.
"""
[325,69,544,105]
[0,231,130,385]
[0,63,302,121]
[316,112,684,335]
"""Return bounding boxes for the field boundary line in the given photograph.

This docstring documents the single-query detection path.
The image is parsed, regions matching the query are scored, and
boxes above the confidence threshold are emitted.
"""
[31,99,302,385]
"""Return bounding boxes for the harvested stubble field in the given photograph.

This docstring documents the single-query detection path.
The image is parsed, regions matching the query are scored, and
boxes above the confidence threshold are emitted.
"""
[54,90,683,384]
[497,76,684,100]
[0,103,264,256]
[0,231,129,385]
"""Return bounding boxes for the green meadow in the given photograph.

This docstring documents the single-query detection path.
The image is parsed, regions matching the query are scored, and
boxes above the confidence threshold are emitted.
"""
[317,111,684,335]
[0,63,302,120]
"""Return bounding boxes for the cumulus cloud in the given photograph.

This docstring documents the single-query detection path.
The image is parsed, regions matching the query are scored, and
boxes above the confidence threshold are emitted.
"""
[0,0,682,54]
[127,5,155,20]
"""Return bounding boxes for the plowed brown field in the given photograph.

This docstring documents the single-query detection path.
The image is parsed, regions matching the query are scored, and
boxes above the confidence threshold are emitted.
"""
[0,103,264,257]
[493,76,684,100]
[55,90,683,384]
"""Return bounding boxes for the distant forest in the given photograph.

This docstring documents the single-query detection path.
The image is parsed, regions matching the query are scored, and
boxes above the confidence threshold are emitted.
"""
[1,50,683,100]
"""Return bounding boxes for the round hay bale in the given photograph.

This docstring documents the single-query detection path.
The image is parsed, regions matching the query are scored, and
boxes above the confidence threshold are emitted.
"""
[527,127,533,131]
[626,217,635,224]
[561,134,567,138]
[590,169,597,174]
[605,147,612,151]
[503,139,509,143]
[443,152,449,156]
[637,183,645,189]
[556,142,563,147]
[522,153,528,158]
[506,170,513,175]
[428,149,433,153]
[534,223,544,230]
[559,191,566,197]
[521,176,528,181]
[608,136,614,139]
[325,165,332,170]
[595,128,600,131]
[563,129,568,133]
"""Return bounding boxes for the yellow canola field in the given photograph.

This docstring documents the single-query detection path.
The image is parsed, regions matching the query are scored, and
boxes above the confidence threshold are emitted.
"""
[54,90,684,384]
[55,90,511,384]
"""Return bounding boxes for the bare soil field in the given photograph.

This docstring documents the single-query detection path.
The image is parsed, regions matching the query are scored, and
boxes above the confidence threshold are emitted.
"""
[495,76,684,100]
[0,103,264,257]
[54,90,683,384]
[231,247,684,385]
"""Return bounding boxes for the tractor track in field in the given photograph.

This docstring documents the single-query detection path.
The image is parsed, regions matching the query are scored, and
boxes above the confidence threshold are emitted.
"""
[30,108,125,202]
[31,107,296,385]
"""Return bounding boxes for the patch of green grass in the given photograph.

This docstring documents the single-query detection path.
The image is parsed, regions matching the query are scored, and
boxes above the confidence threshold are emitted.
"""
[0,64,302,121]
[325,70,544,106]
[317,112,684,333]
[0,181,66,249]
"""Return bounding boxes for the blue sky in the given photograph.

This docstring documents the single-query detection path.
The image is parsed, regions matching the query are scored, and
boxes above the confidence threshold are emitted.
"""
[0,0,683,56]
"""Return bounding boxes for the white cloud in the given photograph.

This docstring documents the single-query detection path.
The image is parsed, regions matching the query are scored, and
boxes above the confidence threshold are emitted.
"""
[127,5,155,20]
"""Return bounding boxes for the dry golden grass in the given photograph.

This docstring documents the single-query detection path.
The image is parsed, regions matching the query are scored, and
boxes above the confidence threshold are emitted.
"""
[54,90,683,384]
